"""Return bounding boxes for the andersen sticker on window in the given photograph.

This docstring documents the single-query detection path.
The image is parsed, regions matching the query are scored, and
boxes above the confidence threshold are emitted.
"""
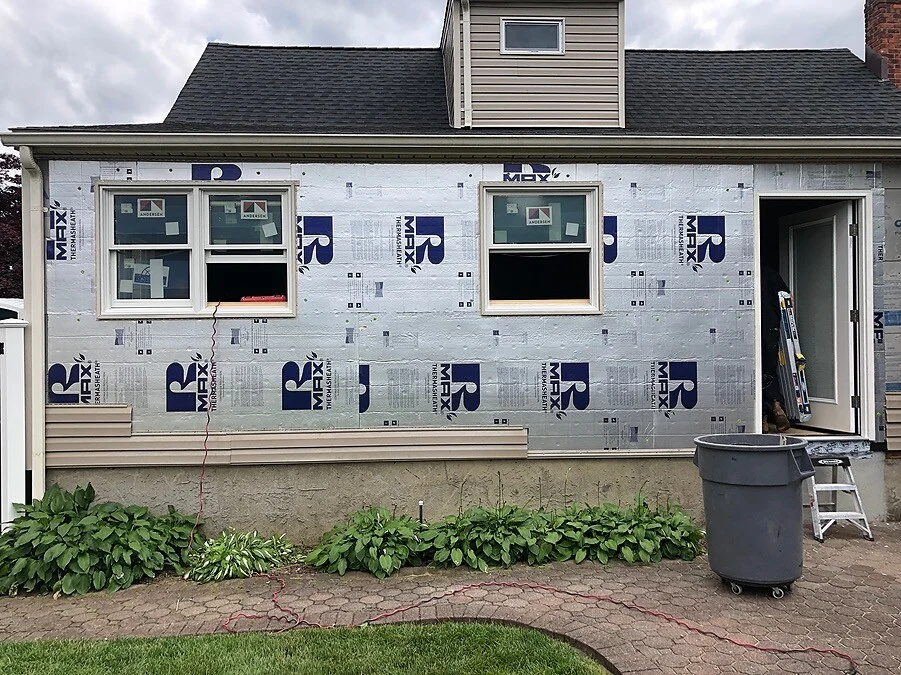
[137,198,165,218]
[241,199,269,219]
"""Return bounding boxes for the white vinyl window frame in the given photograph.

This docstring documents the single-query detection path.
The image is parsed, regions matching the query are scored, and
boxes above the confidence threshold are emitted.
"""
[500,18,565,55]
[479,182,603,316]
[96,181,297,319]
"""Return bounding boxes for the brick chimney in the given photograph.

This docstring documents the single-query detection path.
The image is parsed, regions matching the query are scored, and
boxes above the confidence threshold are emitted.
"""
[866,0,901,87]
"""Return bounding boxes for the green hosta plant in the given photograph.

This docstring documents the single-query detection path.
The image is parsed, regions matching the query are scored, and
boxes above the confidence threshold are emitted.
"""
[420,505,544,571]
[306,508,425,578]
[0,484,198,596]
[185,530,297,582]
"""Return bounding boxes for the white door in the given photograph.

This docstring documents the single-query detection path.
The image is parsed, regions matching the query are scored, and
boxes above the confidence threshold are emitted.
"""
[779,202,856,433]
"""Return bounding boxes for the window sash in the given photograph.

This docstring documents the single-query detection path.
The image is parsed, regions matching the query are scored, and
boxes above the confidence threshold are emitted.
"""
[500,18,565,54]
[480,183,602,315]
[97,183,296,318]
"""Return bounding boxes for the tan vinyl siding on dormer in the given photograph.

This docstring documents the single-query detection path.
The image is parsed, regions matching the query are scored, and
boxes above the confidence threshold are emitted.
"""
[442,0,463,127]
[468,0,622,127]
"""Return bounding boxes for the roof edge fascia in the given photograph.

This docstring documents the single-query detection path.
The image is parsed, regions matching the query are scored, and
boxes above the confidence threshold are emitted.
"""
[6,131,901,161]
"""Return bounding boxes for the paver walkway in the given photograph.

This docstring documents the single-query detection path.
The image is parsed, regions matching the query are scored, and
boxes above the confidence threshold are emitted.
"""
[1,523,899,674]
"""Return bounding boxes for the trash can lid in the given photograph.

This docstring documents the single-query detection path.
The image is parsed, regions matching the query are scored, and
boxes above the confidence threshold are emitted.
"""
[694,433,808,451]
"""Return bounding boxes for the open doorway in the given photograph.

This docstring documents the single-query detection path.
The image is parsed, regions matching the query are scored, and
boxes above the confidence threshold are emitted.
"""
[758,197,870,437]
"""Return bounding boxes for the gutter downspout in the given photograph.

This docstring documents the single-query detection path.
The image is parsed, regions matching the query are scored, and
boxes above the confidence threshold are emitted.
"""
[19,146,46,501]
[462,0,473,128]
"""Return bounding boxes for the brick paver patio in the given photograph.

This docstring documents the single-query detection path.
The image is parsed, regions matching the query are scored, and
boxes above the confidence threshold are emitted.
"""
[1,523,899,674]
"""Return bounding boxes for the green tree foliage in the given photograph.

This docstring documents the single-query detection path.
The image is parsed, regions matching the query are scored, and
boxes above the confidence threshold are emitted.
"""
[0,152,23,298]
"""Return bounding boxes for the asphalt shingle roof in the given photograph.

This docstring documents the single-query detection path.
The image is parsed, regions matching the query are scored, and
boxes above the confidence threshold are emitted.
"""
[14,44,901,136]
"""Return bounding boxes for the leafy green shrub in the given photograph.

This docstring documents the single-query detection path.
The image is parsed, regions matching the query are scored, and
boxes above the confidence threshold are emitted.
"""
[0,484,198,596]
[306,508,425,578]
[185,530,297,582]
[420,505,546,572]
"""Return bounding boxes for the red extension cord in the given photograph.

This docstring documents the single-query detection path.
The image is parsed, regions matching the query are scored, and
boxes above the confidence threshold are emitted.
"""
[189,304,857,674]
[186,302,220,554]
[220,576,858,674]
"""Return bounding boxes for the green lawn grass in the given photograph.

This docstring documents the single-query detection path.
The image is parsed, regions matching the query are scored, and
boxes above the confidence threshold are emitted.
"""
[0,622,612,675]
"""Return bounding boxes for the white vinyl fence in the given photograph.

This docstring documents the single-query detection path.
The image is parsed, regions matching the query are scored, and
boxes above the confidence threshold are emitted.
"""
[0,319,27,530]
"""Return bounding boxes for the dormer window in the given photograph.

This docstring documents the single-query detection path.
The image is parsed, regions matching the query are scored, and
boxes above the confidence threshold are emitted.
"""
[500,19,565,55]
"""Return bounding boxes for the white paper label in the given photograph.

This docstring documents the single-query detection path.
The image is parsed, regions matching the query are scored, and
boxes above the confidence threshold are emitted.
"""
[120,202,133,214]
[165,221,180,236]
[565,222,581,237]
[495,230,508,243]
[118,279,134,294]
[506,203,519,215]
[224,203,237,214]
[549,223,563,241]
[123,258,135,270]
[149,258,165,299]
[261,221,278,238]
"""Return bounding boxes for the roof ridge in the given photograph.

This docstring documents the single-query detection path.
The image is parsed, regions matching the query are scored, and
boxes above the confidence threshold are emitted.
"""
[206,42,439,51]
[626,47,853,54]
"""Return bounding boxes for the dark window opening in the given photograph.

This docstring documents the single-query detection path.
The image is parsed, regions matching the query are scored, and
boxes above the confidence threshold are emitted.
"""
[206,263,288,302]
[489,251,590,301]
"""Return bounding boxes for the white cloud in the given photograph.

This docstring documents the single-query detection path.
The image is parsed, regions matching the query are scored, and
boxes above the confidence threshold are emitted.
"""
[0,0,867,139]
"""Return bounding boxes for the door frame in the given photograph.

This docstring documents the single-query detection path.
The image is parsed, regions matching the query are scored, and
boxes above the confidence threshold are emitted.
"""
[754,191,876,439]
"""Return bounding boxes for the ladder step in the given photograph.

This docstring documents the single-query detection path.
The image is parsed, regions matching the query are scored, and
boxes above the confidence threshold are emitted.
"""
[814,483,857,491]
[817,511,867,520]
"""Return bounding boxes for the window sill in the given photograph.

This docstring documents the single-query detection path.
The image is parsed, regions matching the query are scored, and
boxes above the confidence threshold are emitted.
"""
[482,300,602,316]
[98,304,296,320]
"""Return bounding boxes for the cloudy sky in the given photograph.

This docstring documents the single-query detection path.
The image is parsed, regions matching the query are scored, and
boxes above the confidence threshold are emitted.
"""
[1,0,866,140]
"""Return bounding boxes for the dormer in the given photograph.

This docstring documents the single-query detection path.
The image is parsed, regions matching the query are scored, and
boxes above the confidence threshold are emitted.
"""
[442,0,625,128]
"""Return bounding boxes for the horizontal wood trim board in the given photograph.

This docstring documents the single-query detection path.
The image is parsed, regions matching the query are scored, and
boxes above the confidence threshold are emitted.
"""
[45,404,132,424]
[45,446,528,468]
[46,422,132,438]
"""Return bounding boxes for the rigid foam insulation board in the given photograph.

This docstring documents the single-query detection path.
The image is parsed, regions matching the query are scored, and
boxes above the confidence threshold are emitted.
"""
[44,161,887,448]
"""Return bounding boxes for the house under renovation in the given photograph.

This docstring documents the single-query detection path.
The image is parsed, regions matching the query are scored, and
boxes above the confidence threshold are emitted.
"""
[4,0,901,539]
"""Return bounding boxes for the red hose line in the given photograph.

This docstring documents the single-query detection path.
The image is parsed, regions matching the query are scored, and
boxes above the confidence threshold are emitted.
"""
[221,577,857,674]
[186,302,220,554]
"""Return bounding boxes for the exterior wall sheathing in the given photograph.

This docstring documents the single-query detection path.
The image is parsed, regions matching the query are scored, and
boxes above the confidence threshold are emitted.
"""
[43,160,891,531]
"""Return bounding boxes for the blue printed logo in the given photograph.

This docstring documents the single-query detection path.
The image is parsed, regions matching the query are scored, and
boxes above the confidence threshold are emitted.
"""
[603,216,618,264]
[191,164,242,181]
[297,216,334,273]
[359,364,371,413]
[397,216,445,273]
[46,201,76,261]
[432,363,480,420]
[166,354,217,412]
[542,362,590,419]
[503,163,560,182]
[47,355,97,404]
[282,353,333,411]
[655,361,698,417]
[875,312,885,346]
[679,215,726,271]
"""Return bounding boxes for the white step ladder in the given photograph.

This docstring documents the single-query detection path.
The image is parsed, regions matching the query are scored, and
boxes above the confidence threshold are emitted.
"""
[806,455,874,542]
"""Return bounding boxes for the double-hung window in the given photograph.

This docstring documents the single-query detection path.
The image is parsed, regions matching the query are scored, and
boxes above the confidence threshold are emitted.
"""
[480,182,603,315]
[98,183,295,318]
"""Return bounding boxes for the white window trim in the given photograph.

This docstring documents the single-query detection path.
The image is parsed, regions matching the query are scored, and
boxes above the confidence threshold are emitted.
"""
[500,18,566,55]
[95,181,297,319]
[479,181,603,316]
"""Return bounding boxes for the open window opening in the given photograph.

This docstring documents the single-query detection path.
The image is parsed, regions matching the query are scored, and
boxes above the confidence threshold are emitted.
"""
[758,197,868,437]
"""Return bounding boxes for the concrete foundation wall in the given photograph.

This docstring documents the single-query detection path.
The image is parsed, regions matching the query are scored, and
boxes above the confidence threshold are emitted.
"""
[885,455,901,521]
[48,457,703,545]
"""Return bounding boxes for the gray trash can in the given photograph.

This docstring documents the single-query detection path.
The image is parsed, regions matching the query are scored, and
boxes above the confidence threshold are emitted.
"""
[694,434,815,598]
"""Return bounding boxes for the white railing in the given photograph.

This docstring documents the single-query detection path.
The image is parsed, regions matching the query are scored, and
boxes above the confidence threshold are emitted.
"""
[0,319,27,531]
